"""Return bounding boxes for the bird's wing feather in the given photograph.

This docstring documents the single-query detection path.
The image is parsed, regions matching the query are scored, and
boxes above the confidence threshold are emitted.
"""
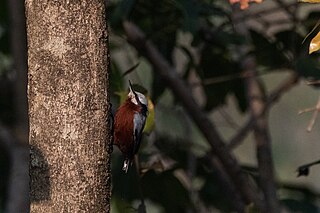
[133,112,146,156]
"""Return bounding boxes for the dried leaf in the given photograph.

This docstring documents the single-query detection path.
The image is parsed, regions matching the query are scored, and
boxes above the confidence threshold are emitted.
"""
[309,31,320,54]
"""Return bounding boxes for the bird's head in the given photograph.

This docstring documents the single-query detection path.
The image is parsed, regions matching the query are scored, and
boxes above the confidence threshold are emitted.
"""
[128,81,148,107]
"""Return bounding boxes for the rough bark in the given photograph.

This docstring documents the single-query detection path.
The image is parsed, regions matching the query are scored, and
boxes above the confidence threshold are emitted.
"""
[25,0,111,212]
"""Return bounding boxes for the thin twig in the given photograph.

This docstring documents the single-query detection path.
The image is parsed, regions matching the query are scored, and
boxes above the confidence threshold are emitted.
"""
[307,109,318,132]
[306,80,320,85]
[122,62,140,77]
[298,107,316,114]
[298,96,320,132]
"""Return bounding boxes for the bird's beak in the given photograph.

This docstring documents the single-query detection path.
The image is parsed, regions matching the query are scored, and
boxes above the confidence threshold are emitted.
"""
[128,80,141,105]
[129,80,134,94]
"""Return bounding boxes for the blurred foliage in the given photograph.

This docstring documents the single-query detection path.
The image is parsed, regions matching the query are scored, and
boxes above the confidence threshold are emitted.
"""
[1,0,320,212]
[250,30,289,69]
[107,0,320,212]
[199,45,247,111]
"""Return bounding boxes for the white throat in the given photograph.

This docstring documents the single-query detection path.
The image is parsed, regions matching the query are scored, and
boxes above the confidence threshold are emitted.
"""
[128,91,148,106]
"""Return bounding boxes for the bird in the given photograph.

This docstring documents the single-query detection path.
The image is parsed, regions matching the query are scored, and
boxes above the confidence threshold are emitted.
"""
[114,81,148,173]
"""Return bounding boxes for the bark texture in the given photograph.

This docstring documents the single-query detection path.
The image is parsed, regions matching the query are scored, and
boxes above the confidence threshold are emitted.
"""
[26,0,111,212]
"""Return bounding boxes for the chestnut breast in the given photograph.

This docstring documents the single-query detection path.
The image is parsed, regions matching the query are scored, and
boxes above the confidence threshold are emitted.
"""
[114,99,141,155]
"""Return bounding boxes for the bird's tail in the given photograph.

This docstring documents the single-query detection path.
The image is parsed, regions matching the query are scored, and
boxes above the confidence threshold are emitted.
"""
[122,159,130,173]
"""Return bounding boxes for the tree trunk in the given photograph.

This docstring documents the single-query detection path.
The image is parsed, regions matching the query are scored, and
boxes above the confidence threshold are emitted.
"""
[25,0,111,212]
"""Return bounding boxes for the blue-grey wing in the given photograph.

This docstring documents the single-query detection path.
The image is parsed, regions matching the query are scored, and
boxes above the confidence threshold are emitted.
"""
[132,112,147,156]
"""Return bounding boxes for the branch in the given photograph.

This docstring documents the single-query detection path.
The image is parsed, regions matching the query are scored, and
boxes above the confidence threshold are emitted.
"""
[228,118,254,149]
[123,21,264,210]
[298,96,320,132]
[228,73,299,149]
[244,56,279,213]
